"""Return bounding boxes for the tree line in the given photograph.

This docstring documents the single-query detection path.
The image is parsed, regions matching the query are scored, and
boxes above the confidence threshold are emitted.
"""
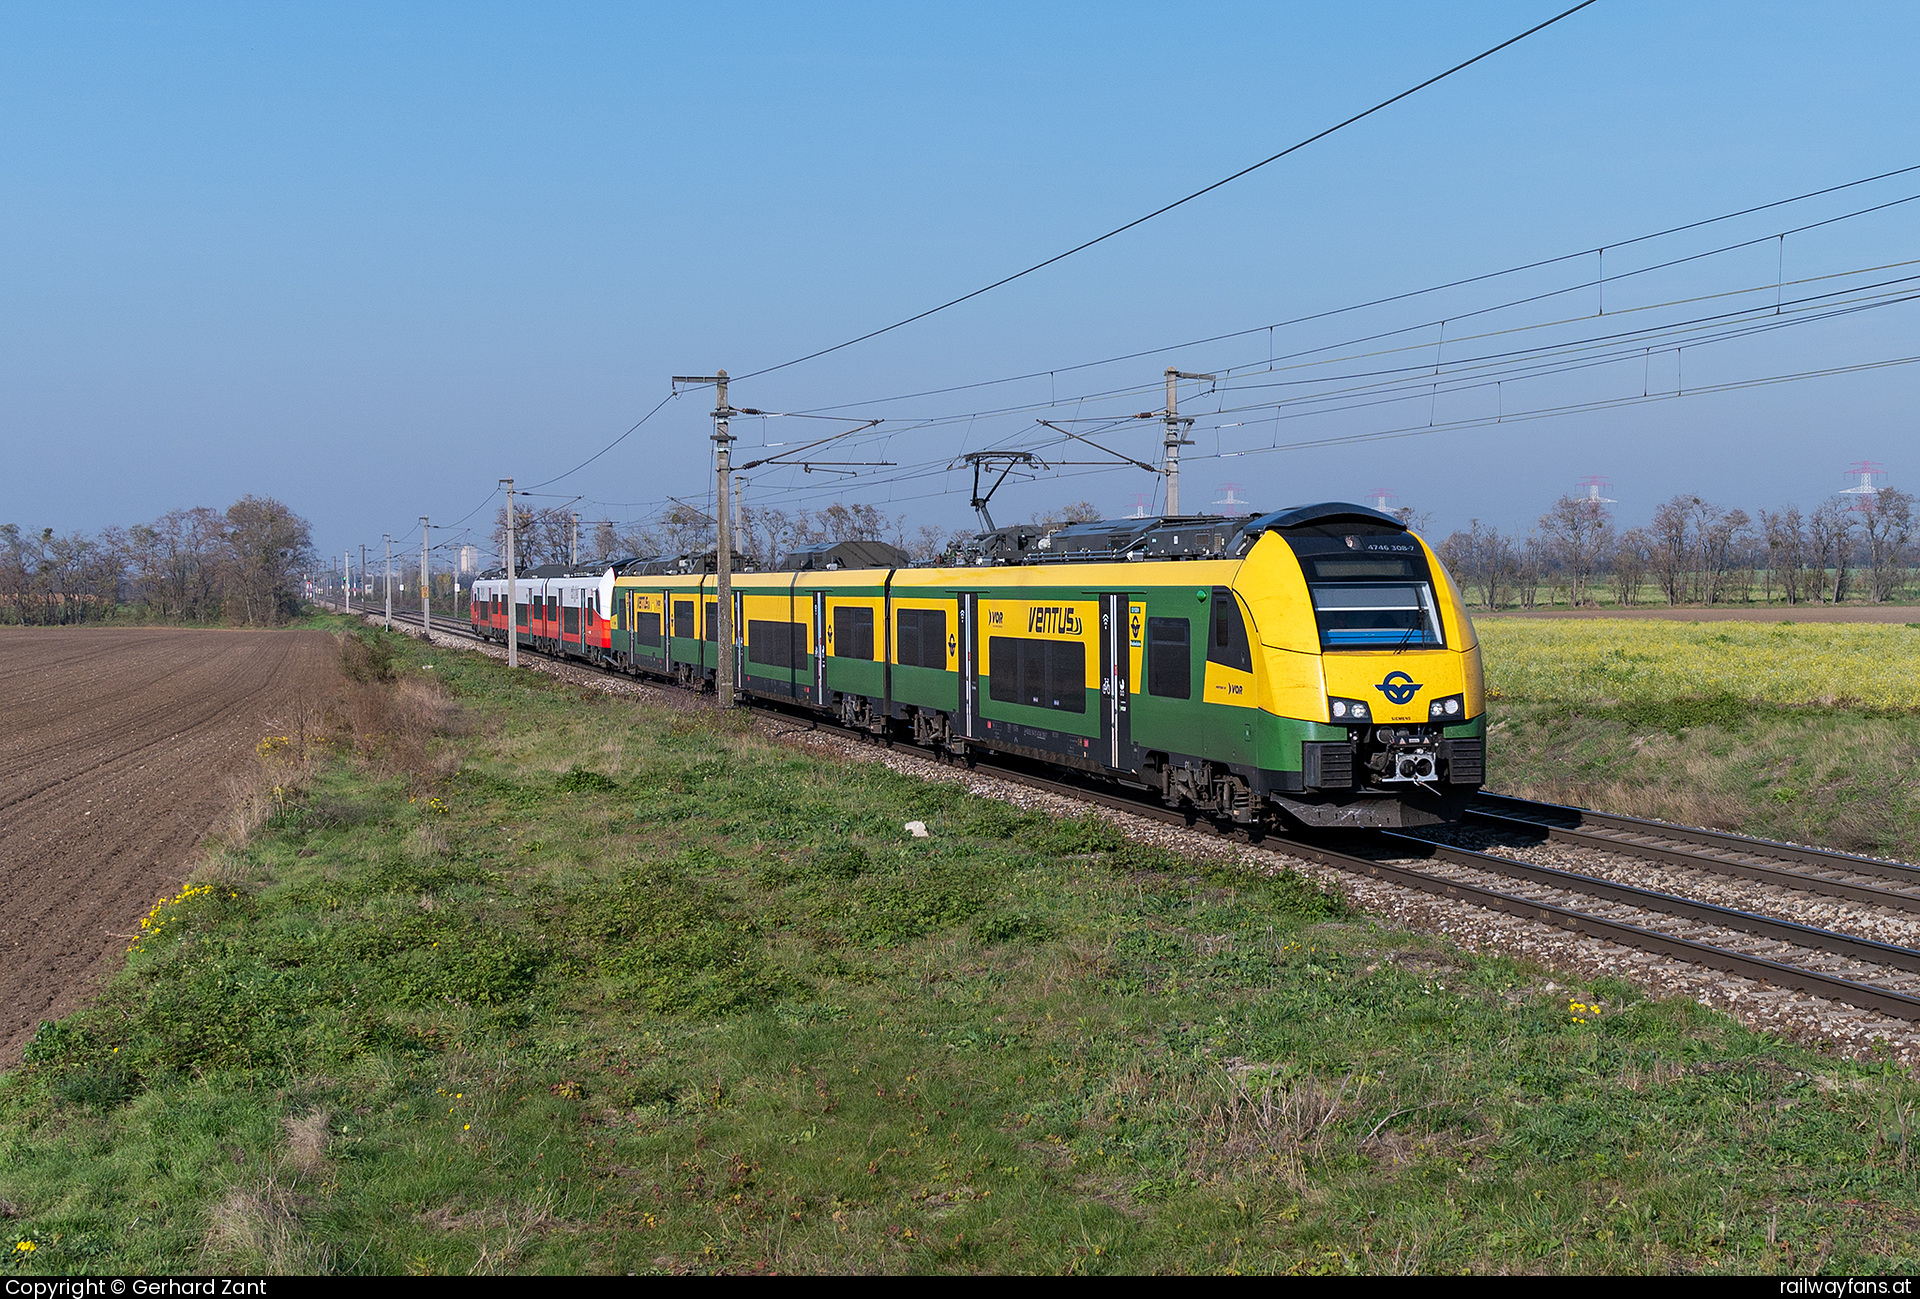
[477,485,1919,610]
[1434,489,1918,609]
[491,499,994,571]
[0,497,316,626]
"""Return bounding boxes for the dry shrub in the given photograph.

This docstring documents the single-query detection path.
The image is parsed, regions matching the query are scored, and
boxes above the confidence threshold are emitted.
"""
[214,771,279,850]
[1183,1065,1359,1189]
[342,671,463,788]
[418,1188,559,1274]
[204,690,343,854]
[204,1179,332,1275]
[282,1108,332,1178]
[336,629,397,683]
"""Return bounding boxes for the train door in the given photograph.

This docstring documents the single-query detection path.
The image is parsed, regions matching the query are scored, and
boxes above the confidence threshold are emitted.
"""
[958,592,976,740]
[1204,586,1258,768]
[735,588,746,695]
[1100,593,1132,770]
[671,591,699,676]
[811,590,827,705]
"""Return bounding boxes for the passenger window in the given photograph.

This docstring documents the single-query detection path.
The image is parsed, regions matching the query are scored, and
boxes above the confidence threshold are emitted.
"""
[1146,617,1191,699]
[832,605,875,659]
[1208,588,1252,673]
[748,621,806,670]
[896,608,948,670]
[987,637,1086,713]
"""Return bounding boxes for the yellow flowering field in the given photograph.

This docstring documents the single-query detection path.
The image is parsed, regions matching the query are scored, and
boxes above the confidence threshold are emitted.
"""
[1475,618,1920,710]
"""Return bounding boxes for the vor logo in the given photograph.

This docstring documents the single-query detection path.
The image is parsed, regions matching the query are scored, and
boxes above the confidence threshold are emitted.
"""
[1374,671,1421,705]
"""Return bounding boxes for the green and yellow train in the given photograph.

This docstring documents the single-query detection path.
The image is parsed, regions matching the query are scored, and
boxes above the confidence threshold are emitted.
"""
[529,502,1484,829]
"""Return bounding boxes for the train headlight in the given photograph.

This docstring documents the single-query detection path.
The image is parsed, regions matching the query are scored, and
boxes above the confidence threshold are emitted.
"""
[1427,693,1465,720]
[1329,696,1371,722]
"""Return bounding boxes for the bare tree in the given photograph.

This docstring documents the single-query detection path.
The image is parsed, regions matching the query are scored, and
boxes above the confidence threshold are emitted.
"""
[907,523,970,565]
[658,501,717,556]
[737,503,819,567]
[815,502,894,543]
[1650,496,1694,604]
[1031,501,1103,533]
[223,496,314,625]
[1861,487,1917,603]
[1436,520,1515,610]
[1697,506,1751,603]
[492,505,581,568]
[1514,532,1547,609]
[1807,499,1857,603]
[1392,505,1436,534]
[590,518,621,563]
[586,518,663,564]
[1538,494,1614,606]
[1611,528,1652,605]
[1759,506,1809,604]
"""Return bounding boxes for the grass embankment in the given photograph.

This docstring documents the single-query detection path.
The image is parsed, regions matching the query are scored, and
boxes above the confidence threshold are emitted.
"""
[1477,620,1920,854]
[6,628,1920,1274]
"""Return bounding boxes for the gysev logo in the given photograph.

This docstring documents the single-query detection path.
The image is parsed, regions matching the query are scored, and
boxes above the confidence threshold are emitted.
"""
[1374,671,1421,705]
[1027,607,1084,636]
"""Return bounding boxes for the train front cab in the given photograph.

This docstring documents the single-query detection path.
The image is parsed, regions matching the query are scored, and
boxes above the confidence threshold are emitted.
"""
[1224,512,1485,829]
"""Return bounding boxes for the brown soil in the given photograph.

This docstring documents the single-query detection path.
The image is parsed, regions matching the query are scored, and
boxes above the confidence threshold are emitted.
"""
[0,627,338,1063]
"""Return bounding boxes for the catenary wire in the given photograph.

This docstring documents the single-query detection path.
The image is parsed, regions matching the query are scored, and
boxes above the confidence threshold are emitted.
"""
[727,0,1602,385]
[781,162,1920,415]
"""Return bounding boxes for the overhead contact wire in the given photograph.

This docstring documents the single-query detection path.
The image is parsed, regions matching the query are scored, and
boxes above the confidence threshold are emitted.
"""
[732,0,1602,384]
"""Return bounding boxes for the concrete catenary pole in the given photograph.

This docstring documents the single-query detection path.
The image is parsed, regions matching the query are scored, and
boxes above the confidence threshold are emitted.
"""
[344,549,351,613]
[570,513,580,568]
[501,479,517,669]
[671,371,737,705]
[420,517,430,638]
[360,544,368,605]
[383,534,392,630]
[713,373,736,704]
[1161,369,1215,516]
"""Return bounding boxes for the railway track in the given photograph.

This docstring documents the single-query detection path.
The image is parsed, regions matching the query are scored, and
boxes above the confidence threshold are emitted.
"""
[360,604,1920,1025]
[1463,794,1920,911]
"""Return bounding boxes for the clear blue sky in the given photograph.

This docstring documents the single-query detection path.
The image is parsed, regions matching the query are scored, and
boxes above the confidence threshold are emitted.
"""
[4,2,1918,563]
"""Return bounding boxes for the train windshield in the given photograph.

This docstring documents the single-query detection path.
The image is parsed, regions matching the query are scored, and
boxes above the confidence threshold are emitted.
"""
[1309,582,1444,650]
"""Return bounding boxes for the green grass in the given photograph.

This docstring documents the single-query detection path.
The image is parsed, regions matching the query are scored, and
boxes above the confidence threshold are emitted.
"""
[4,630,1920,1274]
[1476,618,1920,852]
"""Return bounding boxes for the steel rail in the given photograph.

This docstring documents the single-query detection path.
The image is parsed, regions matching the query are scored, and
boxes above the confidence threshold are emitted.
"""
[1378,832,1920,975]
[1464,806,1920,913]
[1473,791,1920,887]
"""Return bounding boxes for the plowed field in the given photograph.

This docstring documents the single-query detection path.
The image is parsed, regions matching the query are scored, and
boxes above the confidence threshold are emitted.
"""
[0,627,336,1061]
